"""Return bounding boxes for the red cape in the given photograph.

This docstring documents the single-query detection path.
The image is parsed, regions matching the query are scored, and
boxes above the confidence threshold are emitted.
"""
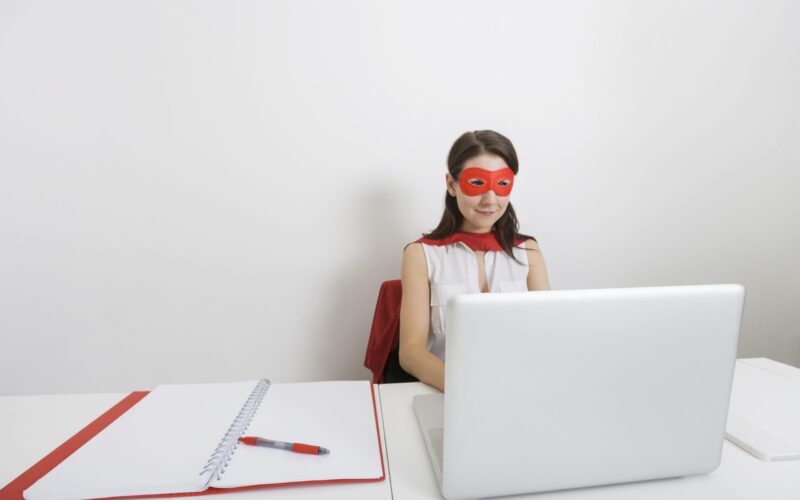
[416,231,528,251]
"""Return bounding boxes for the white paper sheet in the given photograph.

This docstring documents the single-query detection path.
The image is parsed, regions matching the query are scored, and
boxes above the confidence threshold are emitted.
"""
[726,360,800,458]
[23,379,382,499]
[24,380,259,500]
[214,380,383,487]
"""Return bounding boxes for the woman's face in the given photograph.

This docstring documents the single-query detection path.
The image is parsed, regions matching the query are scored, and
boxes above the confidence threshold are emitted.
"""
[446,153,513,233]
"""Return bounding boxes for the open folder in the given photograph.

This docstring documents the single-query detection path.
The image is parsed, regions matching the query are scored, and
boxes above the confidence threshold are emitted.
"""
[23,379,384,499]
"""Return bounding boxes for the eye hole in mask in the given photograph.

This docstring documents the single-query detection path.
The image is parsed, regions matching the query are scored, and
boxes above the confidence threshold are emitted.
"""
[458,167,514,197]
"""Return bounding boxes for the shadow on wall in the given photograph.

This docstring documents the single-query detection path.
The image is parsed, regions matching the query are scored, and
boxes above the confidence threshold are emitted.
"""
[307,181,409,380]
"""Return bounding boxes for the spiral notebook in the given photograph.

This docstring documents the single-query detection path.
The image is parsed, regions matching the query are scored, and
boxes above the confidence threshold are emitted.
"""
[23,379,384,500]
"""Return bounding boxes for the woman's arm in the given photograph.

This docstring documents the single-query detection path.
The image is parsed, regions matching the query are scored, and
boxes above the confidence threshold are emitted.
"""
[525,239,551,291]
[398,243,445,391]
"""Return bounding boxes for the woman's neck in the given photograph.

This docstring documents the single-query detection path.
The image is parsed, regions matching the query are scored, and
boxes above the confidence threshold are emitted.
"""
[458,225,493,234]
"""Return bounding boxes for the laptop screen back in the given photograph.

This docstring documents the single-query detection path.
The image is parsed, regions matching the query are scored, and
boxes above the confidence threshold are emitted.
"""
[441,285,745,499]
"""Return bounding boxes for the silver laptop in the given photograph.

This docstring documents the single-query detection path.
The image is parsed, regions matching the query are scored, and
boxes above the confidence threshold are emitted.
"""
[413,284,745,499]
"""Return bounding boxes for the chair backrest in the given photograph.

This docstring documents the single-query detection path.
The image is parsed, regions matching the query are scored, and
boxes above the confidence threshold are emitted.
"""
[364,280,417,383]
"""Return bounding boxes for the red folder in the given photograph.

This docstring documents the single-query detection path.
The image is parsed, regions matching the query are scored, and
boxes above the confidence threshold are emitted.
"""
[1,386,385,500]
[0,392,149,500]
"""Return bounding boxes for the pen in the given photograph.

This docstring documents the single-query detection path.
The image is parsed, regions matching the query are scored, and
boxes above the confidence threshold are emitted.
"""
[238,436,330,455]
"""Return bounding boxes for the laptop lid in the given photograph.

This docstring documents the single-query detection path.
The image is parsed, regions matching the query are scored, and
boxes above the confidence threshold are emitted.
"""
[440,284,745,499]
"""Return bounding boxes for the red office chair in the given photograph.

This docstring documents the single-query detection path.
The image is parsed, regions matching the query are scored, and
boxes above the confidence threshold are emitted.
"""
[364,280,418,384]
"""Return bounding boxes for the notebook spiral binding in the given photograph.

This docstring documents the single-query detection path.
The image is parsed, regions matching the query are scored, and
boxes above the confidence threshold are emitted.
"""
[199,378,271,486]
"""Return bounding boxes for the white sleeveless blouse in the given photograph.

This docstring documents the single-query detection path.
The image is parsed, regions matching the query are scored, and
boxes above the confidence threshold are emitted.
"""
[420,241,529,360]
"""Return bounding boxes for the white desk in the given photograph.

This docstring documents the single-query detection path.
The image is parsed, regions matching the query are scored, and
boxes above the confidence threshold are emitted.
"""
[0,390,392,500]
[379,358,800,499]
[3,359,800,499]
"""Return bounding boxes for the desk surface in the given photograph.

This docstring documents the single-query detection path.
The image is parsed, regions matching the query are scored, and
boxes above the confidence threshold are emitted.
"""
[3,358,800,500]
[379,358,800,500]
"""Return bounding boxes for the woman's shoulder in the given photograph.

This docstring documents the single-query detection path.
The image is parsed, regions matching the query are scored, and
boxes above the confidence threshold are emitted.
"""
[401,242,428,278]
[403,241,424,254]
[405,235,443,252]
[522,237,541,252]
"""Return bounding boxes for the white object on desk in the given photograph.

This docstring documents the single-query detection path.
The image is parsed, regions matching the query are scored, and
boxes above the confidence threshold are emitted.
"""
[435,285,744,499]
[412,393,445,485]
[725,416,800,461]
[725,358,800,461]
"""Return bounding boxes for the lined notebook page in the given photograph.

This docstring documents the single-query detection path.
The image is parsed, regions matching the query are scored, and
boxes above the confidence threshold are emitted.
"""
[24,380,259,500]
[213,380,382,487]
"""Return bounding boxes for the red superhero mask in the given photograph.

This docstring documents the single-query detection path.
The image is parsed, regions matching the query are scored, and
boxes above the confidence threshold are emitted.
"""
[457,167,515,197]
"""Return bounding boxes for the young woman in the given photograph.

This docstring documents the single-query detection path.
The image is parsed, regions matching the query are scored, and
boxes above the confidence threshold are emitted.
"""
[398,130,551,391]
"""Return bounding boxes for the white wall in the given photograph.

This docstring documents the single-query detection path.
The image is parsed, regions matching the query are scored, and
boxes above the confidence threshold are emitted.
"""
[1,0,798,395]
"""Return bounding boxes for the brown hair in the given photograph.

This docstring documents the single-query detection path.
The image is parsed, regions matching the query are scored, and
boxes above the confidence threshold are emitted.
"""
[423,130,535,262]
